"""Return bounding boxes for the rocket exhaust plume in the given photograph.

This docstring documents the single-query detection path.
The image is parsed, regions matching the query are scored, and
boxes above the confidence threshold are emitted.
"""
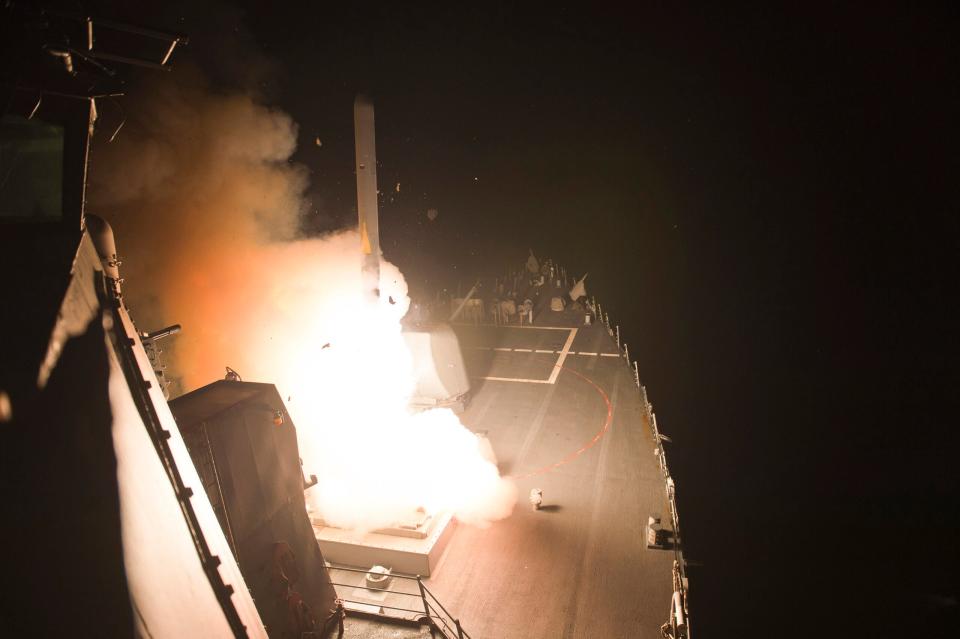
[89,71,516,531]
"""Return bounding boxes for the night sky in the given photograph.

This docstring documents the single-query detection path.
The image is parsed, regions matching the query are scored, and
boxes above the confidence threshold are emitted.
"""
[91,3,958,636]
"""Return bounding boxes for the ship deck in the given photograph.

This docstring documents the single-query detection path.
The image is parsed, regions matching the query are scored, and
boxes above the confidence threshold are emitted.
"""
[417,311,676,638]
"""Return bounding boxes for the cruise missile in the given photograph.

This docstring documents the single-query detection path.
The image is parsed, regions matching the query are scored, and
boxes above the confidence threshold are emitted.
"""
[354,94,380,299]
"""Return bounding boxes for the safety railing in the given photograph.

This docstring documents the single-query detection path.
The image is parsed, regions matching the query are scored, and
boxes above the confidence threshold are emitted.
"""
[585,288,692,639]
[643,387,691,639]
[491,259,570,326]
[327,566,471,639]
[495,258,692,637]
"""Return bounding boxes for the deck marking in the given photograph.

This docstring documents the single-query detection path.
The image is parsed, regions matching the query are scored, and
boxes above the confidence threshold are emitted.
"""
[510,380,559,474]
[502,324,572,330]
[566,372,622,637]
[578,351,598,356]
[586,351,599,372]
[453,322,573,330]
[546,328,578,385]
[474,328,577,384]
[511,366,614,479]
[477,376,551,384]
[535,349,554,353]
[463,385,499,432]
[600,352,620,357]
[511,368,617,479]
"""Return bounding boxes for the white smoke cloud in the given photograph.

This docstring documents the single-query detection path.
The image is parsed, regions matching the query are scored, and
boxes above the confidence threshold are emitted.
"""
[90,69,516,531]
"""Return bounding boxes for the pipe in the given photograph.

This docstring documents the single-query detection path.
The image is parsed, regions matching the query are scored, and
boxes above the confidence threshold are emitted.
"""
[144,324,181,342]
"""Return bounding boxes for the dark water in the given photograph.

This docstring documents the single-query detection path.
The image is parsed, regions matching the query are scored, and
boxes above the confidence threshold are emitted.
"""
[597,208,959,636]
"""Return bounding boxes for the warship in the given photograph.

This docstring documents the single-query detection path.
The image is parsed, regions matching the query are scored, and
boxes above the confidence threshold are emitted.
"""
[0,8,690,638]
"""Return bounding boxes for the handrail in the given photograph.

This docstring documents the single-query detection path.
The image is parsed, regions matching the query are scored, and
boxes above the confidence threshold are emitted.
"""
[97,273,251,637]
[327,566,470,638]
[421,580,471,639]
[599,282,691,638]
[453,259,694,637]
[545,268,691,639]
[642,385,691,639]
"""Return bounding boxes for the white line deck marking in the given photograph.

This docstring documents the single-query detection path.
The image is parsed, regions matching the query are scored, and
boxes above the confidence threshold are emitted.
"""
[502,324,572,330]
[453,322,573,330]
[547,328,578,385]
[472,328,578,384]
[469,346,621,359]
[477,376,552,384]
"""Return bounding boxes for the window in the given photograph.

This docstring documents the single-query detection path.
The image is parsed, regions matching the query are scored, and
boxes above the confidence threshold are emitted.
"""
[0,114,65,220]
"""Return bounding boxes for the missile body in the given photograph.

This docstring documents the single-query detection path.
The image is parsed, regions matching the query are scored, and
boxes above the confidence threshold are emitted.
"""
[354,95,380,299]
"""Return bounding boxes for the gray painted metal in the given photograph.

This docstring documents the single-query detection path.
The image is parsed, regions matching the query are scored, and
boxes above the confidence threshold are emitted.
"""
[404,324,471,410]
[420,321,677,638]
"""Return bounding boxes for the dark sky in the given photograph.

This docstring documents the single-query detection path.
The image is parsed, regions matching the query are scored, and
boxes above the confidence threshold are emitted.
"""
[92,2,958,635]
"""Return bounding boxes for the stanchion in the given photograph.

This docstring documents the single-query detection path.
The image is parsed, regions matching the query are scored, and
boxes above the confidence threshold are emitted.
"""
[417,576,429,617]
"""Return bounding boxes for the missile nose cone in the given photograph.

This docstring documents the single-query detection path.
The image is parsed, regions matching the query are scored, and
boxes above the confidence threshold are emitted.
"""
[354,93,373,109]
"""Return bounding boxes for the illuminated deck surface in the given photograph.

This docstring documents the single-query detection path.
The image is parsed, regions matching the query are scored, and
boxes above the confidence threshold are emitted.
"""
[419,313,675,638]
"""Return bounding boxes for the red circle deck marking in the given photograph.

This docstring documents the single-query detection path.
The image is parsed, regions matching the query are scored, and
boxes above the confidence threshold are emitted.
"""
[511,366,613,479]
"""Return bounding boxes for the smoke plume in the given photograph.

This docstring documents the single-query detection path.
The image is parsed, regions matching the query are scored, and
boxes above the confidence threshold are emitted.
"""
[89,70,516,531]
